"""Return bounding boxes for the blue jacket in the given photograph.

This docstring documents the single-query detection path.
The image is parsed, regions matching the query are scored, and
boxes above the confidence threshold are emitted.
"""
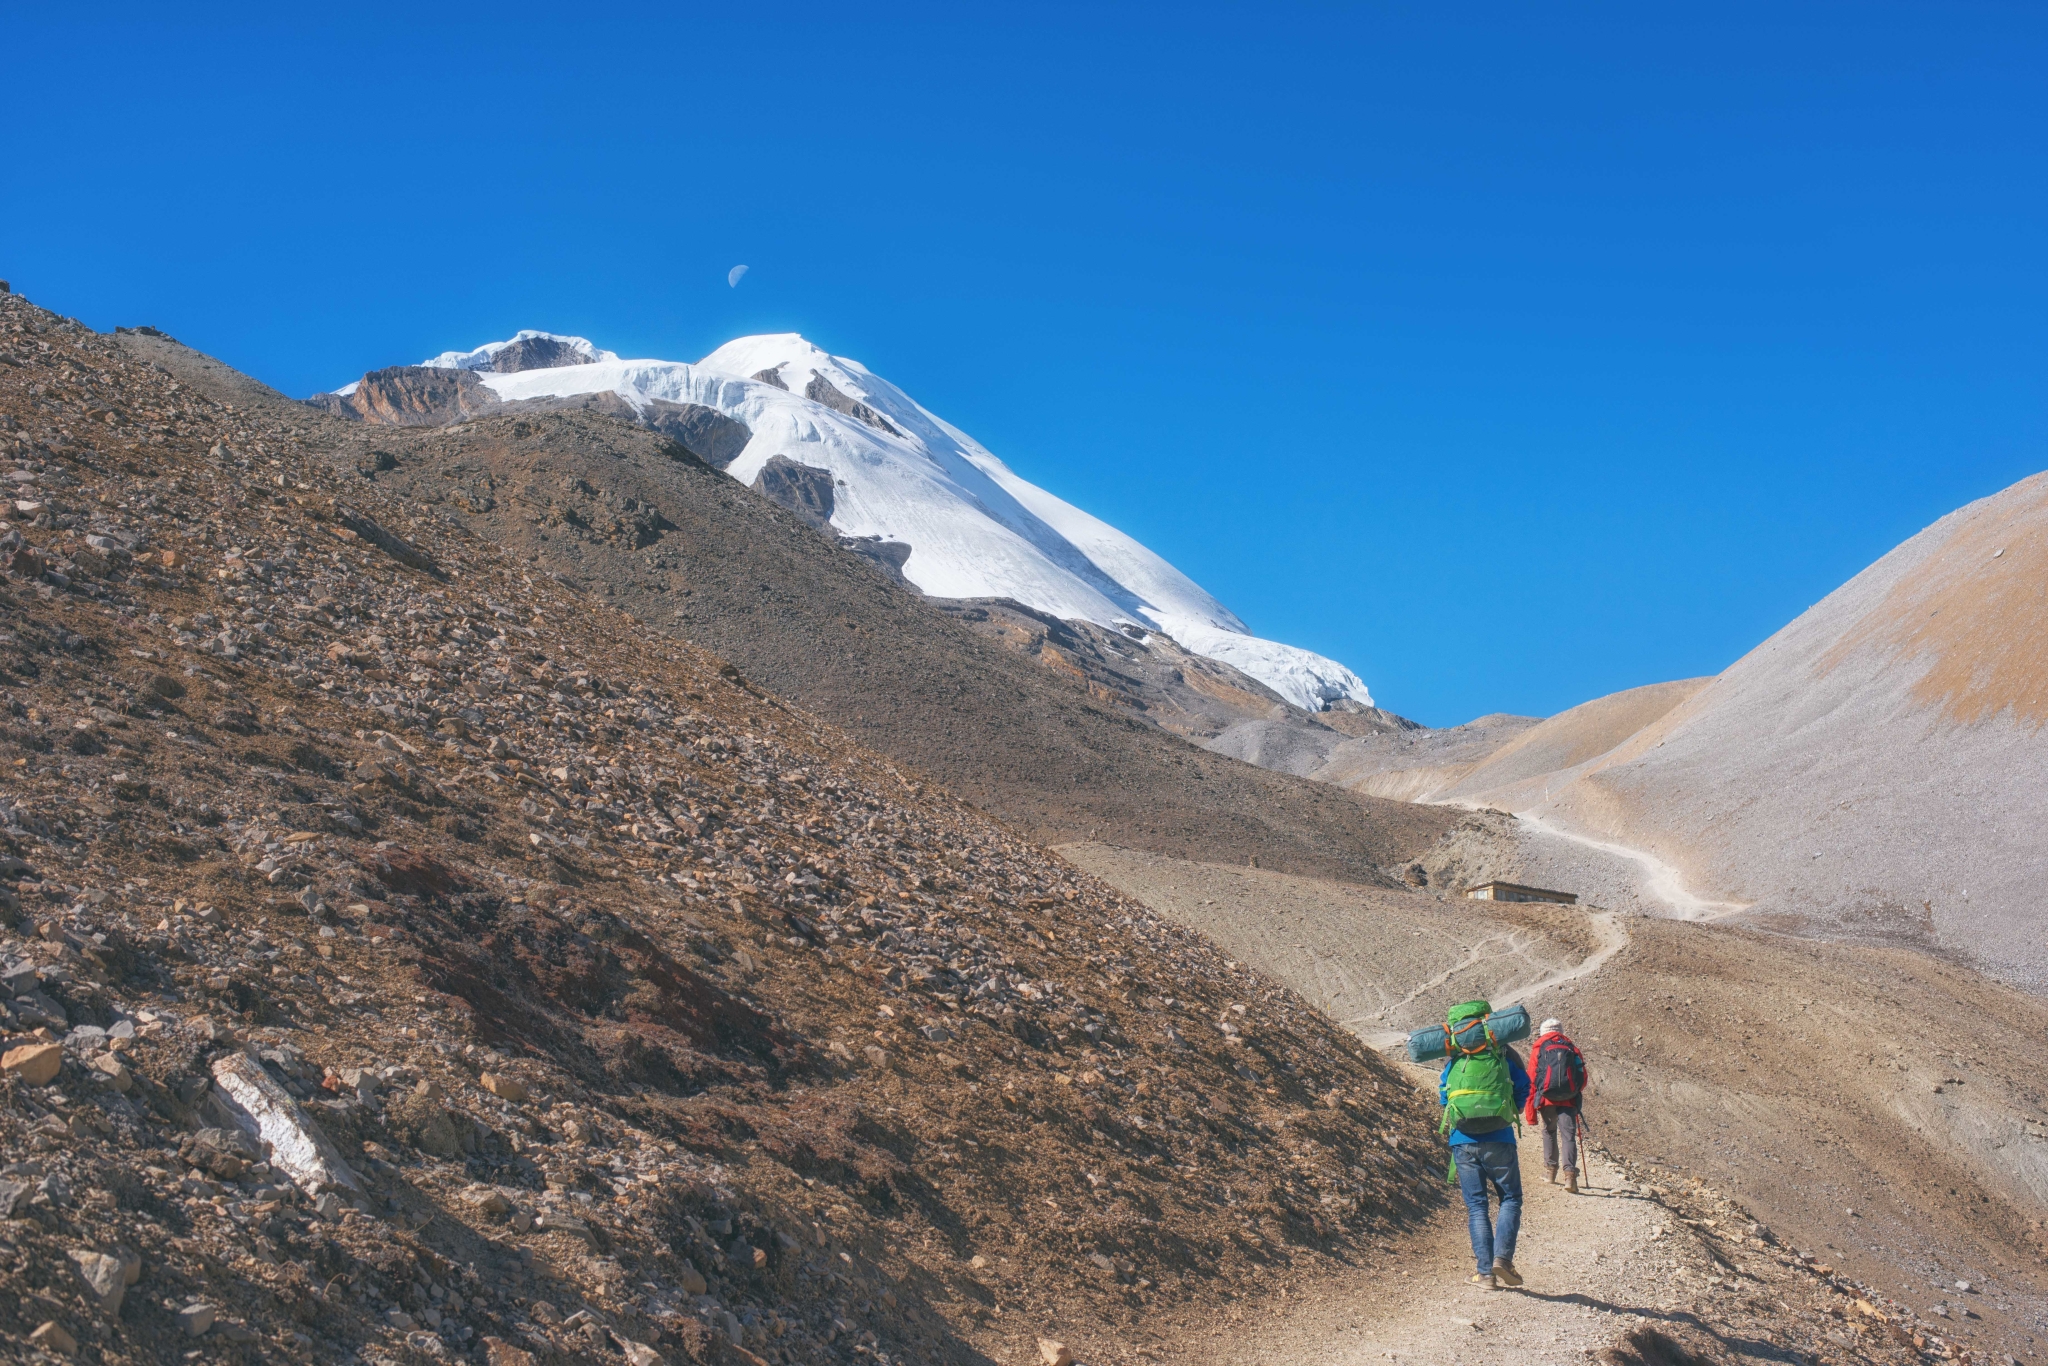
[1440,1046,1530,1148]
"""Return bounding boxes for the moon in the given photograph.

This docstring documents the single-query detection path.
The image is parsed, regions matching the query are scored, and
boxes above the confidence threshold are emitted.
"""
[727,264,749,288]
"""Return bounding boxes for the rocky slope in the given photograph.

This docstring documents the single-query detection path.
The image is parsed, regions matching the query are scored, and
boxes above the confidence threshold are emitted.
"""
[0,291,1458,1364]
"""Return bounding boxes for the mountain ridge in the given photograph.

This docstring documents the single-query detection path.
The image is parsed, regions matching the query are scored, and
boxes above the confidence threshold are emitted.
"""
[309,331,1376,715]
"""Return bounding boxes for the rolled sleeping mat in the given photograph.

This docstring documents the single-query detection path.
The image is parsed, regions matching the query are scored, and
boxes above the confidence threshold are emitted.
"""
[1406,1002,1531,1063]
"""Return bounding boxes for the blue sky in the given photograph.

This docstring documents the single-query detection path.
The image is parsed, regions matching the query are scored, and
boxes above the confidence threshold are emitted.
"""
[7,3,2042,725]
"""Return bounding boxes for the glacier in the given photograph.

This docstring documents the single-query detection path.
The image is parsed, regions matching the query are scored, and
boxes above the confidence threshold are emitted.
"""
[405,331,1374,712]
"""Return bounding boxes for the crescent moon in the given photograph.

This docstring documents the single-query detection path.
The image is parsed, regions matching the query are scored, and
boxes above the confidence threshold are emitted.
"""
[728,264,749,288]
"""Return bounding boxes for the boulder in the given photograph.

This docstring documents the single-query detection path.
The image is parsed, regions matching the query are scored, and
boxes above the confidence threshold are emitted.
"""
[464,1185,512,1217]
[68,1249,127,1313]
[481,1072,528,1102]
[483,1338,537,1366]
[27,1322,75,1356]
[90,1053,132,1092]
[2,1041,62,1085]
[209,1053,362,1195]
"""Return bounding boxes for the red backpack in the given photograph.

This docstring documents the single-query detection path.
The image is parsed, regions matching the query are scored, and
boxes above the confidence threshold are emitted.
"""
[1532,1034,1587,1107]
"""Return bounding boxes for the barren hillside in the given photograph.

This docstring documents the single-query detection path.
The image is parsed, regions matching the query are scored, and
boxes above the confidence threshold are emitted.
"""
[0,292,1456,1364]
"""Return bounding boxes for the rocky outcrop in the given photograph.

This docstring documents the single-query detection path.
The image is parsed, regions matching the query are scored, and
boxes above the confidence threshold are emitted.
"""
[482,334,596,372]
[312,376,753,469]
[750,455,835,530]
[938,598,1320,739]
[838,533,914,583]
[750,366,788,390]
[637,398,751,469]
[804,371,902,436]
[305,366,499,426]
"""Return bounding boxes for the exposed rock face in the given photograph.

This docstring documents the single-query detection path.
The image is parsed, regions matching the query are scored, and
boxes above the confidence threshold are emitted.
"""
[306,366,499,426]
[840,534,913,583]
[637,398,751,469]
[804,370,902,436]
[311,377,752,469]
[750,455,835,530]
[750,366,788,390]
[938,597,1321,740]
[484,334,597,372]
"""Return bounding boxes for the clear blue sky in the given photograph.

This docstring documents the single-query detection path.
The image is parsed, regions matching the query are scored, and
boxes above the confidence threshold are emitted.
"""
[7,3,2042,725]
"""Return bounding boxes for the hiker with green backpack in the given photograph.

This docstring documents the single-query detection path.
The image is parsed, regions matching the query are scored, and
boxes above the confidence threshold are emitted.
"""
[1437,1000,1531,1289]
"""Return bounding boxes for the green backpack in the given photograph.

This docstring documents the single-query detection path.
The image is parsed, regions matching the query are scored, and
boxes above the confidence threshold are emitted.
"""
[1438,999,1518,1140]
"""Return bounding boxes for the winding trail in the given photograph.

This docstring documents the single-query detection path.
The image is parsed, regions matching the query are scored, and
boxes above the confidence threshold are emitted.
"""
[1508,812,1751,921]
[1348,912,1627,1051]
[1190,904,1680,1365]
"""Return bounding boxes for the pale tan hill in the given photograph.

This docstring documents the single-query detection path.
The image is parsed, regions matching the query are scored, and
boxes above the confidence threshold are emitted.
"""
[1433,678,1712,803]
[1507,472,2048,990]
[1207,710,1543,801]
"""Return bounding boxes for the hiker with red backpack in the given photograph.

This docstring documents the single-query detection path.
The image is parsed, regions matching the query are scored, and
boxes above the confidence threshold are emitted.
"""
[1436,1000,1531,1289]
[1524,1017,1590,1192]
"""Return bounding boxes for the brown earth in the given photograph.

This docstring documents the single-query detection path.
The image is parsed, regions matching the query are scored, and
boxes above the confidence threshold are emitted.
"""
[1570,917,2048,1356]
[1056,841,1598,1037]
[0,293,1462,1364]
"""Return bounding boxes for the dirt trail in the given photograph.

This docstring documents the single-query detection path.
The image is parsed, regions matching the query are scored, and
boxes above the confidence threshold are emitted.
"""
[1190,1145,1671,1366]
[1352,911,1628,1051]
[1505,812,1750,921]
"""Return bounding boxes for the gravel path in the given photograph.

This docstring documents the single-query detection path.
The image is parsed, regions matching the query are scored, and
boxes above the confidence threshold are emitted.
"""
[1178,1108,1675,1365]
[1056,843,1593,1035]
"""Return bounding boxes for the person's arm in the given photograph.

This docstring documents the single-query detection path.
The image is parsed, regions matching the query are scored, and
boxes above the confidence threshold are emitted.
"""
[1509,1049,1531,1111]
[1438,1059,1452,1106]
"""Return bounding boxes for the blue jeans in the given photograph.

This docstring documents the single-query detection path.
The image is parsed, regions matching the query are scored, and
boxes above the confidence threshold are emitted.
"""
[1454,1141,1523,1274]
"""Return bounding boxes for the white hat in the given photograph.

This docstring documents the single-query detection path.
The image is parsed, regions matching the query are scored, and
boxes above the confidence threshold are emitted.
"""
[1540,1018,1561,1034]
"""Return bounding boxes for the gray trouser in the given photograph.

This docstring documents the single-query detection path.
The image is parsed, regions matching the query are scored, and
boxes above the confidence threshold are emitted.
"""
[1540,1108,1579,1172]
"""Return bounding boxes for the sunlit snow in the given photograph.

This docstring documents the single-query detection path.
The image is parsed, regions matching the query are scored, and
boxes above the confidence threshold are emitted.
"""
[412,332,1373,711]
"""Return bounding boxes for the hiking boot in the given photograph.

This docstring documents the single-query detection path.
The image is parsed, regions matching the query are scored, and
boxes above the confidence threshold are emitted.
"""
[1566,1171,1579,1194]
[1544,1166,1558,1184]
[1469,1272,1497,1290]
[1492,1259,1523,1287]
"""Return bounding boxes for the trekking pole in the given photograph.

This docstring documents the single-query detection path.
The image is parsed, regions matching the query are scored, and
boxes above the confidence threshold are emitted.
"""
[1575,1109,1593,1191]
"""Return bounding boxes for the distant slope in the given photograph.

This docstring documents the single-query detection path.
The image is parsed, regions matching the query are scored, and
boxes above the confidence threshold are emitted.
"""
[1512,473,2048,990]
[1206,710,1544,800]
[1431,678,1711,802]
[0,294,1455,1366]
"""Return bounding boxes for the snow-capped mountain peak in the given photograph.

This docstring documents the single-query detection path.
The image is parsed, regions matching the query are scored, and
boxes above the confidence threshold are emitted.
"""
[363,331,1374,712]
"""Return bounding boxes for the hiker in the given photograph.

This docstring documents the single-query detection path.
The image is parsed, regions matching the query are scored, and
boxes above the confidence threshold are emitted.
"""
[1437,1000,1531,1289]
[1524,1016,1590,1192]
